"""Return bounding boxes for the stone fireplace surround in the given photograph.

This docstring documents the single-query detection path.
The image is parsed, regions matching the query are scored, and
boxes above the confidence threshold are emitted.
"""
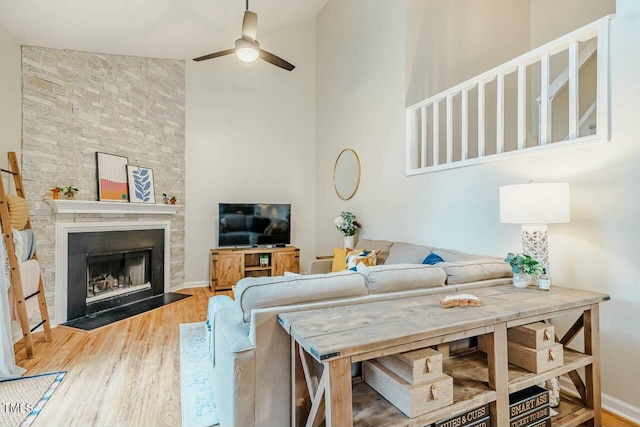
[55,220,171,324]
[20,46,186,326]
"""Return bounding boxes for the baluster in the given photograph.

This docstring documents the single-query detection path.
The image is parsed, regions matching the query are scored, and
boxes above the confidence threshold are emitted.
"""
[461,90,468,161]
[517,65,526,150]
[540,54,550,145]
[433,101,439,166]
[597,19,610,140]
[478,83,485,157]
[446,95,453,163]
[496,74,505,154]
[405,109,413,172]
[568,42,579,140]
[421,106,428,167]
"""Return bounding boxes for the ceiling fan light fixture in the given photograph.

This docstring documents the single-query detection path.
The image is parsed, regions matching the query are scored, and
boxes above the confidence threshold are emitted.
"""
[235,38,260,62]
[193,7,294,71]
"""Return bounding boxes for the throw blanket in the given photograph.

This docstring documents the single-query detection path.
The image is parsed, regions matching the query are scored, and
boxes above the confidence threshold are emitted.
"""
[8,259,41,321]
[0,229,26,379]
[11,229,36,263]
[2,229,36,274]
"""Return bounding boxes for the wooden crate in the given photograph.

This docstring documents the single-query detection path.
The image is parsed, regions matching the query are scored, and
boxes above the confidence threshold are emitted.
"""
[478,336,564,374]
[507,322,555,350]
[510,406,550,427]
[434,404,489,427]
[363,359,453,418]
[467,417,491,427]
[377,347,443,385]
[526,417,551,427]
[508,385,549,419]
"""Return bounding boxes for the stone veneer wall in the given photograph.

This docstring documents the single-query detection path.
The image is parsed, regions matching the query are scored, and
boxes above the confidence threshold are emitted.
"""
[21,46,185,324]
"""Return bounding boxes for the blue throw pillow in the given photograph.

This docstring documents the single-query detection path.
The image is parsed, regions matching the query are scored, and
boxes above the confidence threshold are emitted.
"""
[422,253,444,265]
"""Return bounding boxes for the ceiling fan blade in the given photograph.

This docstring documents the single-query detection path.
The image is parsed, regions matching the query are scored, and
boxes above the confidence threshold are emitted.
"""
[193,49,235,62]
[259,49,295,71]
[242,11,258,40]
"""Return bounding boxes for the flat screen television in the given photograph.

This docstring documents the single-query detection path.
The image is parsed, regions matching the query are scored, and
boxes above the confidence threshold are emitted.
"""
[218,203,291,247]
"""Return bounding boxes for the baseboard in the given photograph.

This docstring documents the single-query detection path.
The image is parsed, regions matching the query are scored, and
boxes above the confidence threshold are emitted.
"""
[173,281,209,291]
[604,393,640,425]
[560,376,640,424]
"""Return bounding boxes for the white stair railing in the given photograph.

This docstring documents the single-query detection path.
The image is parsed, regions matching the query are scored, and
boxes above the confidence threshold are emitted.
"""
[537,38,597,141]
[405,15,613,176]
[564,100,597,140]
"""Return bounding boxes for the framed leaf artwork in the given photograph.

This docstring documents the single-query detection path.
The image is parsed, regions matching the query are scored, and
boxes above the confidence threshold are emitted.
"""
[96,152,129,202]
[127,165,156,204]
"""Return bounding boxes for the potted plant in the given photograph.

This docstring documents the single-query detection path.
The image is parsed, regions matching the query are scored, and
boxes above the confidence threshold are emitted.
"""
[504,253,543,288]
[334,211,362,248]
[52,186,79,200]
[162,193,177,205]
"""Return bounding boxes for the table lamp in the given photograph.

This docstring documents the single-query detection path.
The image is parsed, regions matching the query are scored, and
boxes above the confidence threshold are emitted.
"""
[499,182,570,271]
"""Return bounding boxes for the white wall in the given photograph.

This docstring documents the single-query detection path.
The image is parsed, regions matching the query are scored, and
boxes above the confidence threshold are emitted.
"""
[0,25,21,188]
[406,0,531,106]
[315,0,406,252]
[316,0,640,412]
[316,0,531,255]
[185,18,316,284]
[406,0,531,159]
[530,0,616,48]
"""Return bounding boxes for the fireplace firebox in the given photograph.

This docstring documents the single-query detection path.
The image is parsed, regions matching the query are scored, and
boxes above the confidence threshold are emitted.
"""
[86,248,152,303]
[67,229,164,321]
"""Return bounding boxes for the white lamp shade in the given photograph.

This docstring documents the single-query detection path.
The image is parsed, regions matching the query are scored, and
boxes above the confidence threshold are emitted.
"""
[499,182,570,224]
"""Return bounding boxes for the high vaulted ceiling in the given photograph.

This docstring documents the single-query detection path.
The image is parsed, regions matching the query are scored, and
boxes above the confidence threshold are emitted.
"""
[0,0,327,60]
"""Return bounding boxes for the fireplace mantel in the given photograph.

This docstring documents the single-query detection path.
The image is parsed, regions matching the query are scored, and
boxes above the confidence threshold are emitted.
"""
[46,200,182,215]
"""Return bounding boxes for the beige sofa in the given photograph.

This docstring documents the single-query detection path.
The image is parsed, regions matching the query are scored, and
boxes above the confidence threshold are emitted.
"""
[310,239,511,285]
[207,239,512,427]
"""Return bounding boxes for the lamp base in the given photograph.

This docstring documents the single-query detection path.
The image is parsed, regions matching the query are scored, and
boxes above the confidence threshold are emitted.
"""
[521,224,549,271]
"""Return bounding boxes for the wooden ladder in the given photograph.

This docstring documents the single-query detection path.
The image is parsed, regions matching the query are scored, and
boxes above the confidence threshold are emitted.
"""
[0,151,52,358]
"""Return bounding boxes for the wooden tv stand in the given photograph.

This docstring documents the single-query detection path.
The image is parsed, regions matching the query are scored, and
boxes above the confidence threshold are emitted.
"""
[209,246,300,293]
[278,284,609,427]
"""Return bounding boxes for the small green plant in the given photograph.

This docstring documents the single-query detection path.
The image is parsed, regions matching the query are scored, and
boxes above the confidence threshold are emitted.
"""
[55,185,79,197]
[163,193,177,204]
[504,253,543,276]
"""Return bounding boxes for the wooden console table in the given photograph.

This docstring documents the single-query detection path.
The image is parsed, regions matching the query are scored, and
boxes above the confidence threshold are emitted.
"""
[278,285,609,427]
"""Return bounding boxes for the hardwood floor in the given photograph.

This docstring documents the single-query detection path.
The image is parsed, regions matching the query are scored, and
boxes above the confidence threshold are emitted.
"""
[13,287,223,427]
[603,411,639,427]
[12,287,638,427]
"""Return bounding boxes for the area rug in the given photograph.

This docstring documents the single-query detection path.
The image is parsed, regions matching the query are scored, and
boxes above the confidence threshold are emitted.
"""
[0,371,66,427]
[180,322,219,427]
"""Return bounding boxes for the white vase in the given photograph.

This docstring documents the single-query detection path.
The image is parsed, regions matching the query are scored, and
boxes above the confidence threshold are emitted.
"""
[513,272,529,288]
[344,235,355,249]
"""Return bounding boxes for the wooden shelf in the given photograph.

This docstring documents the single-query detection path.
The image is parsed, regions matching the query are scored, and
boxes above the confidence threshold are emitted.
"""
[509,349,592,394]
[244,266,272,272]
[352,349,593,427]
[553,392,595,427]
[441,348,592,395]
[352,370,496,427]
[46,199,182,215]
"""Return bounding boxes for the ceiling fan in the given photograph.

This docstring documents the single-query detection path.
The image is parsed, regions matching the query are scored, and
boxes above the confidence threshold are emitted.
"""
[193,0,295,71]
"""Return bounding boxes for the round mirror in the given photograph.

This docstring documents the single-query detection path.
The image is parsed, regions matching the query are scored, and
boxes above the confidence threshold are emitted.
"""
[333,149,361,200]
